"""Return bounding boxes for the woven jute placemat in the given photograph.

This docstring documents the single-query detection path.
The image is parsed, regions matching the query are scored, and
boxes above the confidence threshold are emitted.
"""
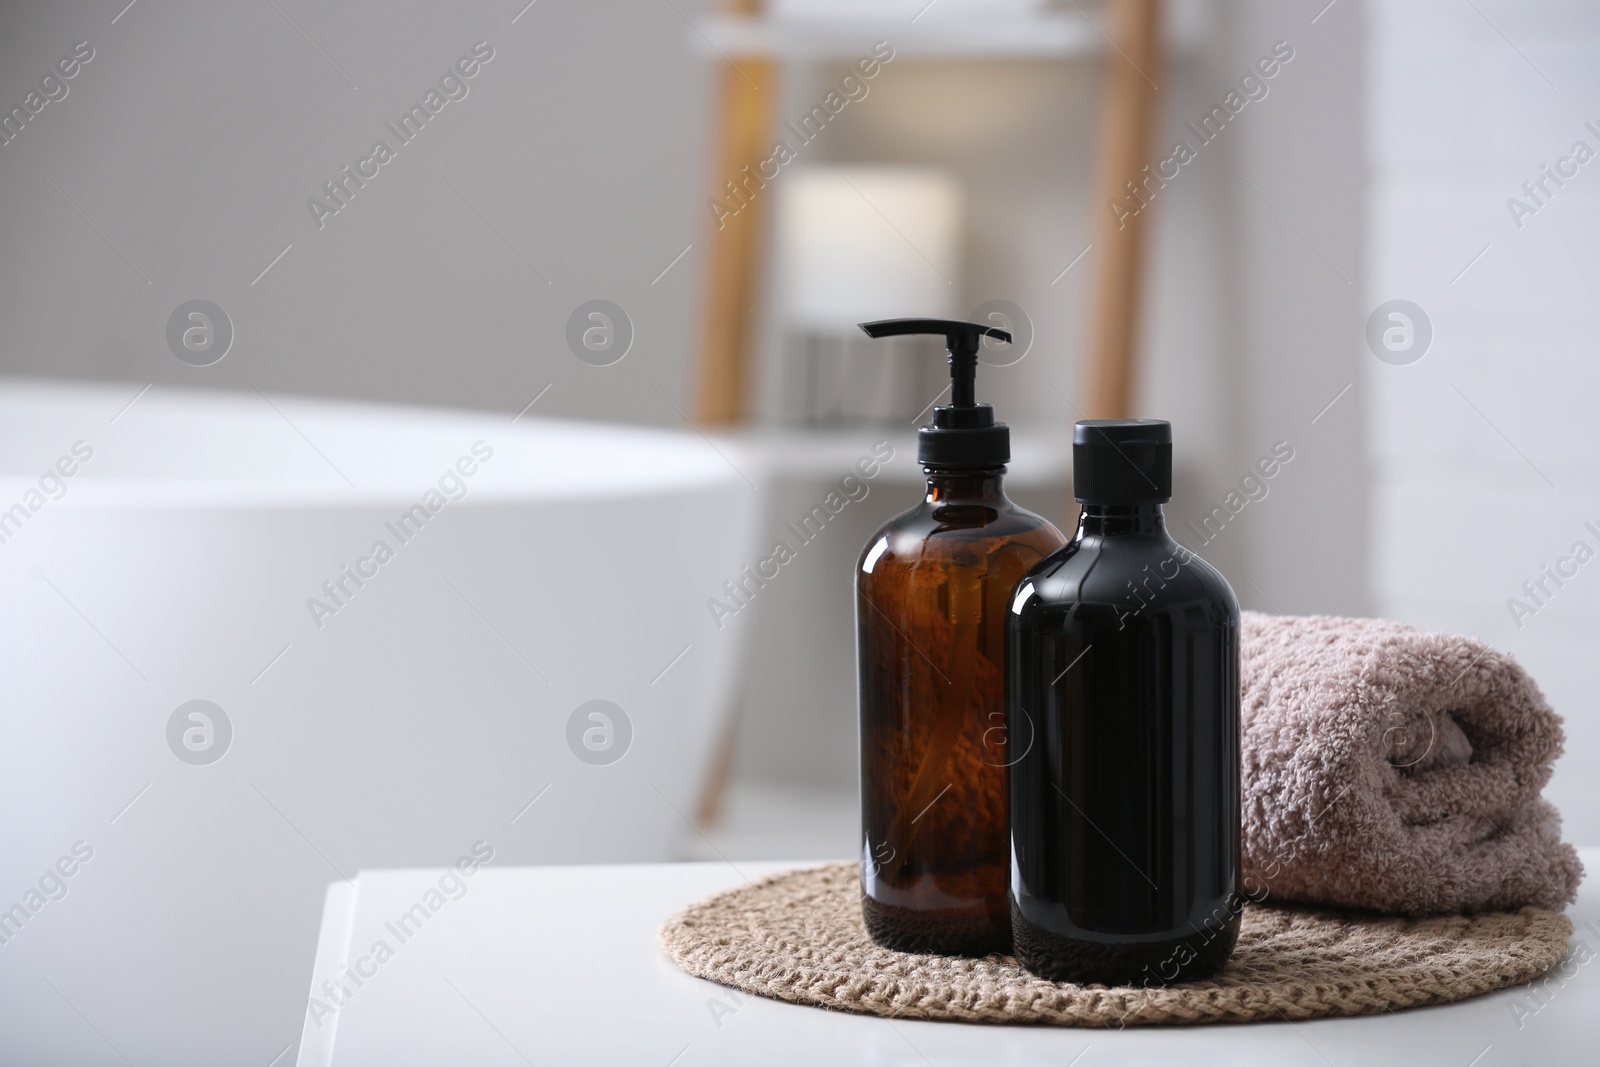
[659,862,1572,1027]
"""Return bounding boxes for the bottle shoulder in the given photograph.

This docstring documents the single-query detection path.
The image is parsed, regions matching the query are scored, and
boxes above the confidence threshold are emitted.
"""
[1010,534,1239,625]
[858,500,1066,576]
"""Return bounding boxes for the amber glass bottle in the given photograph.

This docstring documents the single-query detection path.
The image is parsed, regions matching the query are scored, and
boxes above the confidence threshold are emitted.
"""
[1008,420,1241,985]
[855,318,1066,956]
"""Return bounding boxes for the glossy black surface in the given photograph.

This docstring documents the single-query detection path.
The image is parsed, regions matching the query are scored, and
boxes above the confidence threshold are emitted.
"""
[1006,504,1241,985]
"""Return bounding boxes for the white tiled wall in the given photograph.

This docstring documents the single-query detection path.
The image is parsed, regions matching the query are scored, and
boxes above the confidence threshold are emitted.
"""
[1367,0,1600,840]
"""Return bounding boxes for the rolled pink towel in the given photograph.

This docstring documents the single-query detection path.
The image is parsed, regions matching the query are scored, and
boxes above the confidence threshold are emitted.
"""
[1241,611,1582,915]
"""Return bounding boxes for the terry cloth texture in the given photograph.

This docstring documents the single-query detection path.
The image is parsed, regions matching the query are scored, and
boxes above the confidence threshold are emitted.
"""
[1241,611,1582,915]
[659,863,1571,1026]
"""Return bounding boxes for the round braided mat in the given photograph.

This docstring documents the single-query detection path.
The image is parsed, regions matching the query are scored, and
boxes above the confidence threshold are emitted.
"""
[659,863,1571,1027]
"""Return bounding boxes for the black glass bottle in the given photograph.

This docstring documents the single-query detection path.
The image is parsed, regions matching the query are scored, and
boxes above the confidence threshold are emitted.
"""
[1006,420,1241,985]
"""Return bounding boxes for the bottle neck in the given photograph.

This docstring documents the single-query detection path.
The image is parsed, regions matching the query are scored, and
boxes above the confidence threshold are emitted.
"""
[1077,502,1167,537]
[924,468,1007,504]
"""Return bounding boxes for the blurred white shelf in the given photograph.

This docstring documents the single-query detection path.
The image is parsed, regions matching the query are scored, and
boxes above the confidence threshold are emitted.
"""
[688,1,1207,62]
[733,425,1071,486]
[680,781,857,862]
[694,14,1103,59]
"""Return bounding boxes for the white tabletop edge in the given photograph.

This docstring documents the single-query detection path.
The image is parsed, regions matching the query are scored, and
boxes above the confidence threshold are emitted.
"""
[297,878,361,1067]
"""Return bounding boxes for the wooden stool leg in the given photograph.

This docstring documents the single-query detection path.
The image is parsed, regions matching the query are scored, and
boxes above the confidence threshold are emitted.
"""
[693,4,774,828]
[692,9,775,426]
[1086,0,1163,421]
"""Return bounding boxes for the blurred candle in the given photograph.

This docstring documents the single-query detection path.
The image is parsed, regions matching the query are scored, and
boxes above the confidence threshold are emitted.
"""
[778,166,963,335]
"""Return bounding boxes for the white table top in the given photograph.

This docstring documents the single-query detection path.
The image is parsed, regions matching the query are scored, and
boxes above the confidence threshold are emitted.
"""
[298,849,1600,1066]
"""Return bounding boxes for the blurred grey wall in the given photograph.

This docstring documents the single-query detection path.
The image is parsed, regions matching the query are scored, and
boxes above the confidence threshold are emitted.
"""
[0,0,713,426]
[1205,0,1367,618]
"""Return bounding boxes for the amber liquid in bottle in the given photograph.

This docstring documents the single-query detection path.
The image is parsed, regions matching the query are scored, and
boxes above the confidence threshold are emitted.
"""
[857,468,1066,956]
[1007,502,1241,985]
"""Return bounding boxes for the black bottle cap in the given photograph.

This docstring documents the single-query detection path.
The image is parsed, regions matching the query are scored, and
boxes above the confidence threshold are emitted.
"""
[858,318,1011,470]
[1073,419,1172,504]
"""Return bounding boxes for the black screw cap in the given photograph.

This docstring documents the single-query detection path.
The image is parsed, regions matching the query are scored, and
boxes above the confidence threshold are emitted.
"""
[1073,419,1172,504]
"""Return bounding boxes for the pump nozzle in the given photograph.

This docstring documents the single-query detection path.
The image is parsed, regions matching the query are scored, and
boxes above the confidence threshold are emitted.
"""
[858,317,1013,470]
[859,318,1011,407]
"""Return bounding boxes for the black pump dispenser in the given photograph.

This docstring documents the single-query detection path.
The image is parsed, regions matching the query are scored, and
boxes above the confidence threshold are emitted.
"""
[859,318,1012,470]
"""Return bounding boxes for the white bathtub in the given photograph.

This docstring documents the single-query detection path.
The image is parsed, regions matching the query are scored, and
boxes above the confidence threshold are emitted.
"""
[0,380,760,1060]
